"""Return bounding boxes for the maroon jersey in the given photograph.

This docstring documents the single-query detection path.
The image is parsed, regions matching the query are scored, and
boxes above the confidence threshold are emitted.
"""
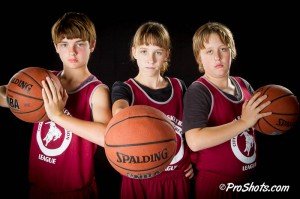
[126,77,190,171]
[120,77,191,199]
[192,76,256,199]
[29,74,105,197]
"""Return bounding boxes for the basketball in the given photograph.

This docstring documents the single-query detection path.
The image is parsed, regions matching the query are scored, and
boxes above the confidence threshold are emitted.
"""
[104,105,177,179]
[254,84,299,135]
[6,67,62,123]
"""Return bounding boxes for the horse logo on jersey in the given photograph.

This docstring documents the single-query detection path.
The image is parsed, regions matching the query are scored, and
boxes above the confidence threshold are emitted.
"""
[241,131,255,156]
[231,128,256,165]
[36,109,72,157]
[43,122,62,146]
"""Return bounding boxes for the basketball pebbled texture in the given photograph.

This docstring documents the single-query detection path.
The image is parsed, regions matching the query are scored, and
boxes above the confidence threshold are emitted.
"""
[104,105,177,179]
[6,67,62,123]
[254,84,299,135]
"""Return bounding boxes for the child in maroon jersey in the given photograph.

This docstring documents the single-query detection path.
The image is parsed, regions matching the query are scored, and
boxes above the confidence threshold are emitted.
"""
[111,21,193,199]
[183,22,272,199]
[0,12,112,199]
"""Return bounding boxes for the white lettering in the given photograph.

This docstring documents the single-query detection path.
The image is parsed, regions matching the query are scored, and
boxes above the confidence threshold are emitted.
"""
[242,162,256,171]
[38,154,56,164]
[232,137,237,147]
[222,182,290,192]
[165,165,178,171]
[66,131,71,140]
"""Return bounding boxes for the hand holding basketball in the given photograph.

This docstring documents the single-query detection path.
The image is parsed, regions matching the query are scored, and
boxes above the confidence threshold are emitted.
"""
[41,76,68,121]
[6,67,63,123]
[253,84,299,135]
[241,91,272,129]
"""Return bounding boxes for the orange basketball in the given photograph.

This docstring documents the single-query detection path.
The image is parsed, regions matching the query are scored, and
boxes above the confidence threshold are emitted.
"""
[104,105,177,179]
[254,84,299,135]
[6,67,62,123]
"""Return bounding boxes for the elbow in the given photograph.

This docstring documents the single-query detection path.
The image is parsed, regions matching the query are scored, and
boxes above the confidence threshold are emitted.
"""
[186,141,199,152]
[185,128,207,152]
[185,131,200,152]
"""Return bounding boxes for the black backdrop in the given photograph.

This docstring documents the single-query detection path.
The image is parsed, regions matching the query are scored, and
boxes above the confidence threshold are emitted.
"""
[1,2,299,198]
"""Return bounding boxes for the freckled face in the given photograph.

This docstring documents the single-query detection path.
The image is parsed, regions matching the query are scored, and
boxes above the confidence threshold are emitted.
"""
[199,33,232,78]
[132,44,169,76]
[55,38,94,68]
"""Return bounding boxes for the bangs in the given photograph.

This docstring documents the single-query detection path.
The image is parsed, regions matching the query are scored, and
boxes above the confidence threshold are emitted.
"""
[198,30,229,49]
[56,24,89,42]
[135,31,168,49]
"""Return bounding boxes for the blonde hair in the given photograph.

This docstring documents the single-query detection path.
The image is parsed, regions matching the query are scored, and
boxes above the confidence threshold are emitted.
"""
[192,22,236,72]
[130,21,171,75]
[51,12,96,45]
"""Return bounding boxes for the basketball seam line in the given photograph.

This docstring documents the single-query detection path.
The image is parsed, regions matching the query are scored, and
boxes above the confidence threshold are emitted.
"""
[22,70,43,89]
[106,115,174,133]
[260,86,271,96]
[270,93,295,103]
[262,117,285,132]
[7,89,43,101]
[105,138,176,147]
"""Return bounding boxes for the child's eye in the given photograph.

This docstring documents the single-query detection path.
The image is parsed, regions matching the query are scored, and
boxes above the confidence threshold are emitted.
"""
[221,47,228,52]
[77,42,86,47]
[58,43,68,48]
[207,50,213,54]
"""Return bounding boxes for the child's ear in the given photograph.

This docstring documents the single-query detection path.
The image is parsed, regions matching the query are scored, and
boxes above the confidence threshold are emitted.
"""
[90,40,96,52]
[132,47,137,59]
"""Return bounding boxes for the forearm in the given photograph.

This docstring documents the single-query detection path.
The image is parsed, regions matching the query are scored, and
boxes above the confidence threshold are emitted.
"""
[186,119,249,151]
[53,113,106,147]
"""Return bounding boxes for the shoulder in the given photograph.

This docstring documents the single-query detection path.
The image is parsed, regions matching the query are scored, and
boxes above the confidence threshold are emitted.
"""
[92,84,110,98]
[111,81,133,104]
[185,81,211,102]
[232,76,254,93]
[86,76,109,92]
[166,77,187,92]
[89,83,111,107]
[232,76,251,86]
[112,81,131,91]
[89,75,109,96]
[187,81,208,92]
[178,78,187,90]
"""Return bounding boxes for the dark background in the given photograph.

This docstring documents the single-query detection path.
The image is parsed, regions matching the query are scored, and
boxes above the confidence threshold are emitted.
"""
[1,1,299,198]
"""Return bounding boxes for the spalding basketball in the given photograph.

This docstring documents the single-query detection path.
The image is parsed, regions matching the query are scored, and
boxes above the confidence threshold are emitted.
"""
[254,84,299,135]
[6,67,62,123]
[104,105,177,179]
